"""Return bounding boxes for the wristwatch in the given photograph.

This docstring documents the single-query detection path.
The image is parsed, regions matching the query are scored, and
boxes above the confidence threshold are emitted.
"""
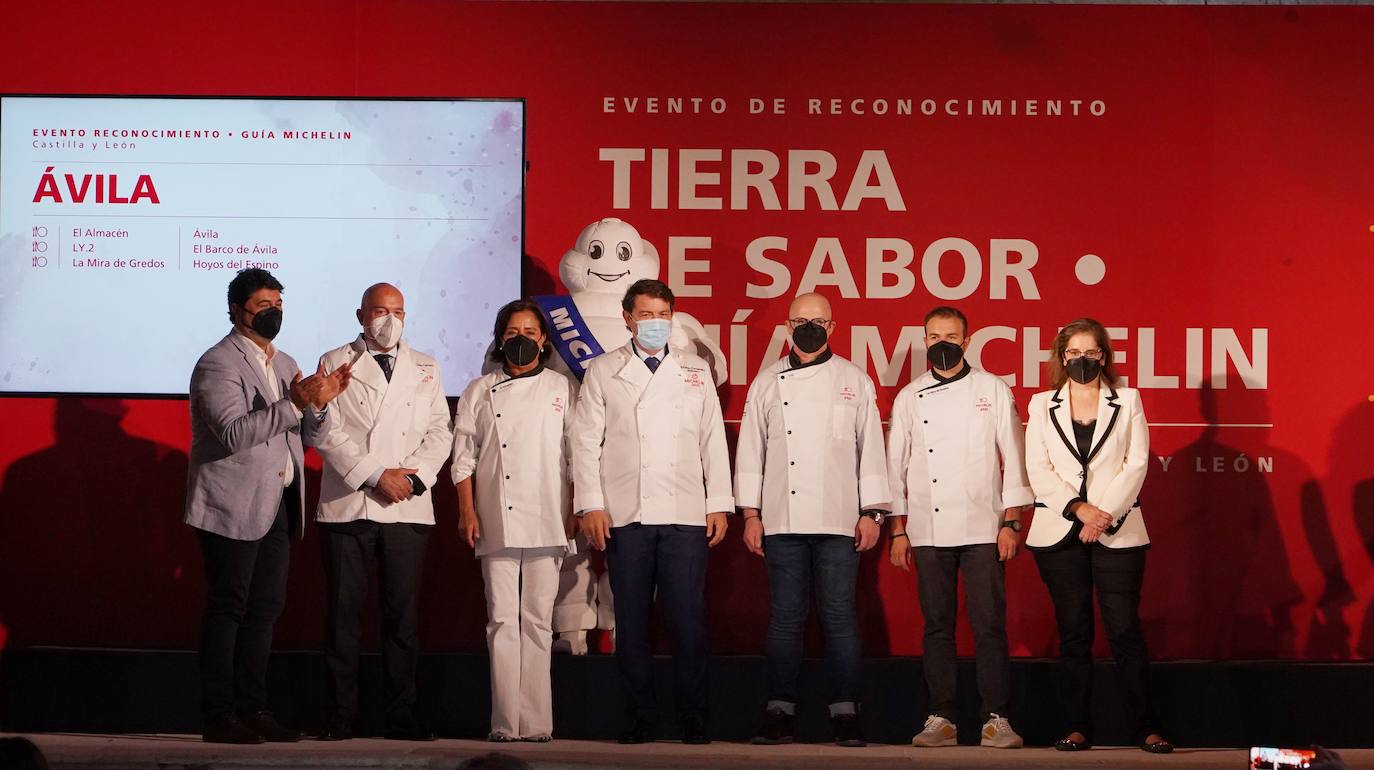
[859,509,886,525]
[1000,519,1022,532]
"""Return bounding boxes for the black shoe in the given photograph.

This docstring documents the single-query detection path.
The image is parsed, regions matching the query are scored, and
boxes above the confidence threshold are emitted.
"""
[315,715,354,741]
[618,719,656,744]
[240,711,302,743]
[202,713,265,744]
[681,715,710,745]
[1055,734,1092,751]
[750,707,795,745]
[832,712,866,748]
[385,717,437,742]
[1140,738,1174,754]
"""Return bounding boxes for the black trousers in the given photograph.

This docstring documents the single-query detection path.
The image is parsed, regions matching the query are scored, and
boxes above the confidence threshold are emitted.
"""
[197,497,290,720]
[320,519,432,724]
[605,523,709,725]
[913,543,1010,721]
[1033,541,1161,743]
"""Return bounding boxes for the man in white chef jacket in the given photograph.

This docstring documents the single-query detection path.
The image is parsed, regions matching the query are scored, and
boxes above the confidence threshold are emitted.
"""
[734,292,889,748]
[571,279,733,746]
[312,283,454,742]
[886,305,1033,749]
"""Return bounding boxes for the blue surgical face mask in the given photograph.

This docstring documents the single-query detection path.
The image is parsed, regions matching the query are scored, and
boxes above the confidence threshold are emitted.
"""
[634,318,672,351]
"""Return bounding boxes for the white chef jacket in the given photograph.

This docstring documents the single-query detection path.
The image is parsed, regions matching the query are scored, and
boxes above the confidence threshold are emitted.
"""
[451,365,574,557]
[571,343,734,527]
[734,350,890,537]
[314,336,453,525]
[887,364,1033,547]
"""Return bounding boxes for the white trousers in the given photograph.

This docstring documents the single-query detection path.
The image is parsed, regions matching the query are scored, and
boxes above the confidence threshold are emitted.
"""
[481,546,564,738]
[552,533,615,632]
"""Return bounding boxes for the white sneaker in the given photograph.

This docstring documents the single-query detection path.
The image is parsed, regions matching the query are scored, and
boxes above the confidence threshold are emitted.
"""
[551,630,588,655]
[911,714,957,747]
[980,713,1023,748]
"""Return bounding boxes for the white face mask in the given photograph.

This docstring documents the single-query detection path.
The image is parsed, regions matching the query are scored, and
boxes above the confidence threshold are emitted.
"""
[368,313,403,350]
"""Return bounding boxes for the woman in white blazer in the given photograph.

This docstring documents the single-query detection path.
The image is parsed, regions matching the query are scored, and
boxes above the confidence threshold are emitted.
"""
[1023,318,1171,754]
[452,299,575,743]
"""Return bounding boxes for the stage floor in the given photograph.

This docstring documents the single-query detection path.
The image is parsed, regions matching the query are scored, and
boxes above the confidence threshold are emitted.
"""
[9,733,1374,770]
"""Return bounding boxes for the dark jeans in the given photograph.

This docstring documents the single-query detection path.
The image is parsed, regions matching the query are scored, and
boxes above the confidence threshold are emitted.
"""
[763,534,861,707]
[1034,541,1161,743]
[197,496,290,720]
[320,519,432,725]
[913,543,1009,721]
[605,523,709,725]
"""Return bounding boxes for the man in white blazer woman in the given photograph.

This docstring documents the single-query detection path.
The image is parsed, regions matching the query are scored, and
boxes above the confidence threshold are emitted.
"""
[734,292,889,748]
[886,306,1032,750]
[313,283,453,742]
[452,299,576,743]
[571,279,733,745]
[1023,317,1172,754]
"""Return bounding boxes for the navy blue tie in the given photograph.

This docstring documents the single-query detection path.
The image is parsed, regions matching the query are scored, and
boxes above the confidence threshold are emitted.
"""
[644,356,660,373]
[374,354,393,382]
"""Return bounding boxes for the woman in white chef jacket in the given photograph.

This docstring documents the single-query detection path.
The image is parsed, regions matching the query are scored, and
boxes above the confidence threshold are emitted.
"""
[452,299,575,743]
[1023,318,1172,754]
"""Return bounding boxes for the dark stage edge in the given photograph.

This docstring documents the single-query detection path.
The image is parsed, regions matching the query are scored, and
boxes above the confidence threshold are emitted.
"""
[3,648,1373,749]
[16,733,1374,770]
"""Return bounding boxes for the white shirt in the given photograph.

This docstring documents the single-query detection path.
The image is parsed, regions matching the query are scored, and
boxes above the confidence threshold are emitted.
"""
[235,330,299,488]
[452,366,574,556]
[571,344,734,527]
[734,351,890,536]
[887,364,1033,547]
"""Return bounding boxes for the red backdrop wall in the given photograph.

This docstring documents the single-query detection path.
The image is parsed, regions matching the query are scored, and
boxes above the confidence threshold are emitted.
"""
[1,1,1372,661]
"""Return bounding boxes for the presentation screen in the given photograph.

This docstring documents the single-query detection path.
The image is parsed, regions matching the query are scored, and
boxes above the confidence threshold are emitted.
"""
[0,95,524,397]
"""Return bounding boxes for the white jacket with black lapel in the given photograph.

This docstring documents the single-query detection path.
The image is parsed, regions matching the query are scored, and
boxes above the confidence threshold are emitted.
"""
[1024,382,1151,550]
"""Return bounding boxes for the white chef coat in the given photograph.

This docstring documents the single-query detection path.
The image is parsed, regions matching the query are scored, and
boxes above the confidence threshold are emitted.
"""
[451,365,575,557]
[734,350,890,537]
[887,364,1033,547]
[571,343,733,527]
[314,336,453,525]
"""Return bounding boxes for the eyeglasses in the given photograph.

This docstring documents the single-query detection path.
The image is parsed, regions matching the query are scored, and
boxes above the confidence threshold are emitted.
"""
[788,318,833,328]
[1064,349,1105,361]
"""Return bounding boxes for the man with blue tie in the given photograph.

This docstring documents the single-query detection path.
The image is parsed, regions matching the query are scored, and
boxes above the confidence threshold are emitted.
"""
[571,279,733,745]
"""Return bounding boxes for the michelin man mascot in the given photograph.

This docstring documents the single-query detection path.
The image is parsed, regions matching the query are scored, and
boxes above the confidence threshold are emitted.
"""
[535,218,727,654]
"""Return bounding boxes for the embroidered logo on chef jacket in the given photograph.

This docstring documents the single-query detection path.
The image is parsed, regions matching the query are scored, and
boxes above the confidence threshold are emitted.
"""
[840,386,856,401]
[552,395,565,413]
[975,395,992,412]
[681,366,707,389]
[416,362,436,384]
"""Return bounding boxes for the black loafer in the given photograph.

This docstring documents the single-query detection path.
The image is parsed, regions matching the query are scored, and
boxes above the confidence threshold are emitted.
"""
[1141,738,1174,754]
[750,707,795,745]
[315,716,353,741]
[681,715,711,745]
[385,717,437,742]
[202,714,265,744]
[241,711,303,743]
[618,719,656,744]
[1055,736,1092,751]
[831,713,867,748]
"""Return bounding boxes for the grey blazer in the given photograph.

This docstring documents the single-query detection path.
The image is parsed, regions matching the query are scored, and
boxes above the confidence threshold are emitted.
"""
[185,332,330,541]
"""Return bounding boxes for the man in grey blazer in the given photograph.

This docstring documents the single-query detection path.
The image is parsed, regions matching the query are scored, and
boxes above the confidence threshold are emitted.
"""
[186,268,351,744]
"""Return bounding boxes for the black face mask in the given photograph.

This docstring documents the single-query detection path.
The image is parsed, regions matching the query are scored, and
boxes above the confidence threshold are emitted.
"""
[246,306,283,340]
[1066,356,1103,384]
[791,321,829,354]
[502,334,541,367]
[926,340,964,371]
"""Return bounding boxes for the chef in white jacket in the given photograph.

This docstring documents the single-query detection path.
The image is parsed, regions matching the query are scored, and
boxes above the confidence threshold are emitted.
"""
[451,299,575,743]
[886,305,1033,750]
[571,279,732,746]
[734,292,889,748]
[314,283,453,742]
